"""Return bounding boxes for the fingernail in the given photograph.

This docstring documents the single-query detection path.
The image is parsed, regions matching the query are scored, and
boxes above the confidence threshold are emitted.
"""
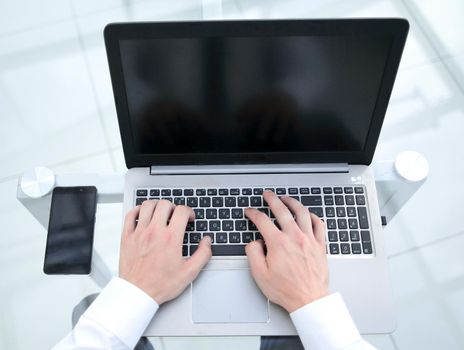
[204,236,212,244]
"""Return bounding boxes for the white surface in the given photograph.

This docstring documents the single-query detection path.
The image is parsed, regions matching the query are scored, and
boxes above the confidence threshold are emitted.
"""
[394,151,429,182]
[1,0,464,349]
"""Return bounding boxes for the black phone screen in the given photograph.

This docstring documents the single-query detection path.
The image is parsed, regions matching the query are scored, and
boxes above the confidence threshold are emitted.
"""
[44,186,97,275]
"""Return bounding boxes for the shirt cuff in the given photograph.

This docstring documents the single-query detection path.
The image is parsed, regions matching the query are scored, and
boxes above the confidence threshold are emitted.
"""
[82,277,159,349]
[290,293,362,350]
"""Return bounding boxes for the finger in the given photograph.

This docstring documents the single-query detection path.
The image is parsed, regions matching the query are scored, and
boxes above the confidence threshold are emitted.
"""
[151,199,176,228]
[310,213,326,247]
[245,240,268,282]
[137,200,158,230]
[280,196,312,233]
[263,191,299,232]
[245,208,279,244]
[122,206,141,238]
[184,236,212,280]
[168,205,195,243]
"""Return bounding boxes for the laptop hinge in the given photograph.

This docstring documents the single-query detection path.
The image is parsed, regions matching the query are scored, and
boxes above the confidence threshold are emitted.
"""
[149,163,349,175]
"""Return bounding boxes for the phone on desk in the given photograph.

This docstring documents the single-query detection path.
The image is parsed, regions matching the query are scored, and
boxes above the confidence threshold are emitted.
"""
[44,186,97,275]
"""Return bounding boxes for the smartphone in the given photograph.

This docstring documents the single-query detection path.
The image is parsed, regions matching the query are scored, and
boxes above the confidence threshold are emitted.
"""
[44,186,97,275]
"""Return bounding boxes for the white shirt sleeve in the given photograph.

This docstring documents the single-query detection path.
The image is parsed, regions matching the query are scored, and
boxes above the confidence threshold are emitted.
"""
[290,293,376,350]
[53,277,159,350]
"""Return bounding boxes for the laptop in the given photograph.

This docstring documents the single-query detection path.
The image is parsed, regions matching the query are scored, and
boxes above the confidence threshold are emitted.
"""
[104,19,408,336]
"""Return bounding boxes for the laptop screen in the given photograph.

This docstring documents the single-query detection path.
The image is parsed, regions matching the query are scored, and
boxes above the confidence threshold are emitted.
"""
[106,20,408,166]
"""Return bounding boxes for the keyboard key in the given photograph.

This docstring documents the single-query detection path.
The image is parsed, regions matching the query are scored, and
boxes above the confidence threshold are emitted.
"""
[235,220,248,231]
[232,208,243,218]
[347,207,356,217]
[161,197,173,202]
[230,188,240,195]
[361,230,371,243]
[323,187,333,194]
[210,244,246,256]
[196,221,207,231]
[334,187,343,194]
[225,197,236,207]
[222,220,234,231]
[237,197,249,207]
[206,209,217,219]
[339,231,349,241]
[186,222,195,231]
[255,232,263,240]
[212,197,223,207]
[248,220,257,230]
[136,189,148,196]
[348,219,358,229]
[335,195,344,205]
[242,232,254,243]
[258,207,269,216]
[190,232,202,243]
[325,207,335,217]
[276,188,286,195]
[135,197,147,205]
[299,187,310,194]
[199,197,211,207]
[216,232,228,243]
[161,189,171,196]
[362,242,373,254]
[327,219,336,230]
[355,187,364,194]
[311,187,321,194]
[344,187,353,194]
[288,188,298,195]
[149,197,160,200]
[351,243,362,254]
[183,233,188,244]
[309,207,323,218]
[264,187,275,192]
[219,188,229,195]
[337,219,347,229]
[250,196,262,206]
[229,232,241,243]
[324,196,334,205]
[187,197,198,207]
[209,220,221,231]
[350,230,360,241]
[341,243,350,254]
[219,209,230,219]
[253,188,263,195]
[356,195,366,205]
[194,209,204,219]
[182,245,188,256]
[196,189,206,196]
[336,207,346,217]
[357,207,369,229]
[172,189,182,196]
[345,195,355,205]
[329,243,340,254]
[174,197,186,205]
[203,232,214,243]
[242,188,252,195]
[207,189,217,196]
[301,196,322,206]
[150,189,160,196]
[328,231,338,242]
[184,189,194,196]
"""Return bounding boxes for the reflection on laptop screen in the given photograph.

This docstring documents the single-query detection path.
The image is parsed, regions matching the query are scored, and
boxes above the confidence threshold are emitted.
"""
[119,36,392,155]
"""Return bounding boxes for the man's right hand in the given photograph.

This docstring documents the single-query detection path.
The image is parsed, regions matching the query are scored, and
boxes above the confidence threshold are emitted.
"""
[245,190,329,313]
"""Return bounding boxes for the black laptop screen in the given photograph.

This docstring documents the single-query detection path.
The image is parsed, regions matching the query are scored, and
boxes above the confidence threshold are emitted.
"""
[119,35,392,156]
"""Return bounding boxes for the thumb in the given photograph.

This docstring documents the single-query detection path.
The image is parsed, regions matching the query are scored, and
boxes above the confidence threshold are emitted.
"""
[184,236,212,280]
[246,240,268,282]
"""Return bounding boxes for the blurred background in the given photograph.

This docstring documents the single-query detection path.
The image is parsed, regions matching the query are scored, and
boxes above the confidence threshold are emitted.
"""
[1,0,463,349]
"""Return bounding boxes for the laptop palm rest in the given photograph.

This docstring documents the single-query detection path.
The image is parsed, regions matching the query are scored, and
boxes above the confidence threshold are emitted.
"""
[192,269,269,323]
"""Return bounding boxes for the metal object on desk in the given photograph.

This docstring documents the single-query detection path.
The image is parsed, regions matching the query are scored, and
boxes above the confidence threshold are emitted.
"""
[16,152,428,287]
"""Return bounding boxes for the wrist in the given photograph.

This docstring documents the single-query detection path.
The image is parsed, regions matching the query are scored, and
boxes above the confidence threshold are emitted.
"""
[285,291,329,313]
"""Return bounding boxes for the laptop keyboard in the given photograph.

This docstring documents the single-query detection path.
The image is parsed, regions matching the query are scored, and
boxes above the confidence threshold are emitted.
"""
[134,186,373,257]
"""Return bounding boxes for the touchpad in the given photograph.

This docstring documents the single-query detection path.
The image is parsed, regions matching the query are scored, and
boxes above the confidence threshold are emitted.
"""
[192,269,269,323]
